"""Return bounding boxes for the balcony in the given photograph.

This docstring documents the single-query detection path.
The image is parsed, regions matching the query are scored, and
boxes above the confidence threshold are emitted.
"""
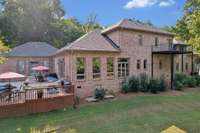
[152,44,193,54]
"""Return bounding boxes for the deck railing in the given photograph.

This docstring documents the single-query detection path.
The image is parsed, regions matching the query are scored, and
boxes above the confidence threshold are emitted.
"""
[0,84,74,106]
[152,44,193,53]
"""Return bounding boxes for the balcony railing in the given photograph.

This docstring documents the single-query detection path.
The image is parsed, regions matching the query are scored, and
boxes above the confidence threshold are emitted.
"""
[152,44,193,53]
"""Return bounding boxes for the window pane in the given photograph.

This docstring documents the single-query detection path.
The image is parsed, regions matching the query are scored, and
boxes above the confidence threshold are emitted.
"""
[155,37,159,46]
[93,58,101,79]
[107,58,114,77]
[76,57,85,80]
[18,61,26,74]
[118,58,129,78]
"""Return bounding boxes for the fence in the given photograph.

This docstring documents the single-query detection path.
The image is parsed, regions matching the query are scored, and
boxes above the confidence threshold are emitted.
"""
[0,85,74,118]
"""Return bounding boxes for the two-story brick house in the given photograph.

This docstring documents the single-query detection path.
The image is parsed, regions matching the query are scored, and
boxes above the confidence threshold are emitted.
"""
[54,19,194,98]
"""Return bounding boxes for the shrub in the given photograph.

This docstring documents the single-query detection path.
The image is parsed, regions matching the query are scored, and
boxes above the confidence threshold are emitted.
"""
[185,76,196,87]
[121,80,129,94]
[94,88,106,100]
[174,81,184,91]
[194,75,200,86]
[174,73,187,85]
[127,75,140,92]
[158,75,167,92]
[148,78,159,94]
[139,73,149,92]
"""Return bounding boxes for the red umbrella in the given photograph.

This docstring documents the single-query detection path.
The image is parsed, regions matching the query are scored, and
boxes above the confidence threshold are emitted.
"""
[0,72,25,80]
[0,72,26,88]
[32,65,49,71]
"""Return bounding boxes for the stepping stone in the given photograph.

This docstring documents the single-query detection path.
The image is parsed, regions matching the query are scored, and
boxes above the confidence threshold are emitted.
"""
[85,97,98,102]
[104,95,115,99]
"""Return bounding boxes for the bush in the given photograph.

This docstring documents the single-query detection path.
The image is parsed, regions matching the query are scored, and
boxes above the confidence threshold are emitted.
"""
[148,78,159,94]
[158,75,167,92]
[194,75,200,86]
[128,75,140,92]
[94,88,106,100]
[121,81,129,93]
[174,81,184,91]
[174,73,187,85]
[139,73,149,92]
[185,76,196,87]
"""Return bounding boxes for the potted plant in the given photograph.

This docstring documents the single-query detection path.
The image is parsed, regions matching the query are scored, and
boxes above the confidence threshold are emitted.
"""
[37,90,43,99]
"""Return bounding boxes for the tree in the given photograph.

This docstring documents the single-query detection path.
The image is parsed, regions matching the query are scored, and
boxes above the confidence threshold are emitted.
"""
[0,0,65,47]
[0,37,9,64]
[82,14,103,33]
[173,0,200,53]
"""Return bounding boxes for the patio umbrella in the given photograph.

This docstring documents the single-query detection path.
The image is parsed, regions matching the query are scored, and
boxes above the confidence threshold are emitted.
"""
[0,72,25,89]
[32,65,49,71]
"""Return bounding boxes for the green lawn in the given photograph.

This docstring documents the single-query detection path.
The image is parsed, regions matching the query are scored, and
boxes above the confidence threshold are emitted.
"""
[1,90,200,133]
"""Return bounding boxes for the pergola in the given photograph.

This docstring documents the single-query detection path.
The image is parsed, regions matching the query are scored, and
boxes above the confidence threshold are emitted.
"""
[151,44,193,89]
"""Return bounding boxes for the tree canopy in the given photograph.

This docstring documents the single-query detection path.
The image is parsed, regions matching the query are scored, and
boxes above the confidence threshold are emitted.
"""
[173,0,200,53]
[0,0,102,48]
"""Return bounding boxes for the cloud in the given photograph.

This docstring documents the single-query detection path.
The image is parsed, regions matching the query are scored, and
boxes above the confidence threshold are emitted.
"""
[124,0,158,9]
[159,0,175,7]
[124,0,175,9]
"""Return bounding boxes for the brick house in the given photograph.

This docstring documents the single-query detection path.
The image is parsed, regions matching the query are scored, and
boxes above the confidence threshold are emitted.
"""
[0,19,194,98]
[54,19,194,98]
[0,42,58,76]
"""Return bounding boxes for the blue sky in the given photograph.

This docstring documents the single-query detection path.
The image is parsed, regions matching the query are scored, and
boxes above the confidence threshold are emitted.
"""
[61,0,185,27]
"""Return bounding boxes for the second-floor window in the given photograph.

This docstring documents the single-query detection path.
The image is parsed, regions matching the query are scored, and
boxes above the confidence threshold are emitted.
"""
[138,35,143,45]
[155,37,159,46]
[93,57,101,79]
[76,57,85,80]
[107,57,114,78]
[144,59,147,70]
[137,60,141,70]
[118,58,129,78]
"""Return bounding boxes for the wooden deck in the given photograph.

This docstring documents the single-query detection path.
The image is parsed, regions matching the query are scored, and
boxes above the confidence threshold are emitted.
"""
[0,85,75,118]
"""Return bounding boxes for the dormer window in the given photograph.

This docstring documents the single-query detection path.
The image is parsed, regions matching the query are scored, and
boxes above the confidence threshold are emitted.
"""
[138,35,143,45]
[155,37,159,46]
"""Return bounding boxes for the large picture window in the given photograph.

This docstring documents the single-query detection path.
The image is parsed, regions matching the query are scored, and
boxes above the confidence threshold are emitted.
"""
[76,57,85,80]
[107,57,114,78]
[118,58,129,78]
[93,57,101,79]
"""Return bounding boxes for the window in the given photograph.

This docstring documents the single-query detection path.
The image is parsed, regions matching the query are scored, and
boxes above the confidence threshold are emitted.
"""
[144,59,147,70]
[159,60,162,70]
[155,37,159,46]
[168,38,173,45]
[93,58,101,79]
[118,58,129,78]
[58,59,65,78]
[137,60,141,70]
[138,35,143,45]
[107,57,114,77]
[186,63,189,71]
[76,57,85,80]
[43,61,49,67]
[176,63,179,71]
[17,61,26,74]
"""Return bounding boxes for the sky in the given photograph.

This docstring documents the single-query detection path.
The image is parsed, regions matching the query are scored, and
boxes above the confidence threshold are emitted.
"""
[61,0,185,27]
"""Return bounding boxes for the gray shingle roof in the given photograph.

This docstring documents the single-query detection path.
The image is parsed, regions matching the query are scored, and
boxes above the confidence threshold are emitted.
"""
[102,19,174,36]
[56,30,120,54]
[9,42,58,57]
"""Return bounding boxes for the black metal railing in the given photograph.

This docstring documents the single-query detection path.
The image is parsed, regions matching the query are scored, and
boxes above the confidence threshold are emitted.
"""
[152,44,193,53]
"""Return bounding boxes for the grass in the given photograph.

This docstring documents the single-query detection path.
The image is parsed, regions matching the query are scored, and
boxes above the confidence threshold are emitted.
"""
[1,90,200,133]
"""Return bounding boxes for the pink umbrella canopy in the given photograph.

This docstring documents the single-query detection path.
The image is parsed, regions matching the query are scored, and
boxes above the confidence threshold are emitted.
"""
[32,65,49,71]
[0,72,25,80]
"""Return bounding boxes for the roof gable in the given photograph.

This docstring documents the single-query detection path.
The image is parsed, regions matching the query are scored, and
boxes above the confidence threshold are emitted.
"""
[57,30,119,53]
[9,42,58,57]
[103,19,174,36]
